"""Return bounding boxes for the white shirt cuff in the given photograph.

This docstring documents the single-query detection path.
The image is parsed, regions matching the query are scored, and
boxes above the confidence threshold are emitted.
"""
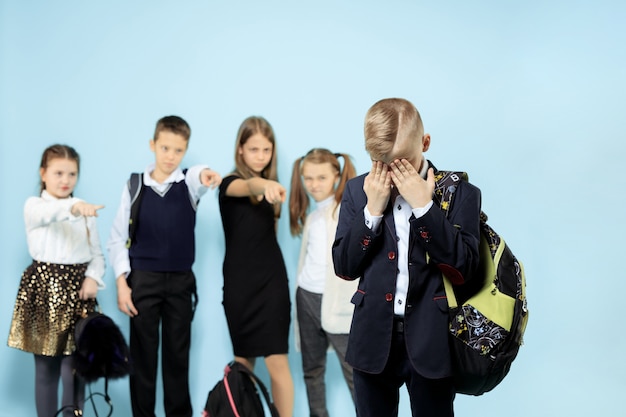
[411,200,434,218]
[363,206,383,231]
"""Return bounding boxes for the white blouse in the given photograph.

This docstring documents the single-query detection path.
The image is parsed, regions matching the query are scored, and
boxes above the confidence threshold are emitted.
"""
[297,196,334,294]
[24,190,106,287]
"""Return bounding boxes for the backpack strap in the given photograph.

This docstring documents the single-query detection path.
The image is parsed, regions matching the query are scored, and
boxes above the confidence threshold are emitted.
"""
[432,170,468,309]
[432,170,493,308]
[433,171,468,217]
[125,173,143,249]
[227,361,280,417]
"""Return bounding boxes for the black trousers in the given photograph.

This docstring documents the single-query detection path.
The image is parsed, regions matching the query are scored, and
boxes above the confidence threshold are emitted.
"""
[353,318,455,417]
[128,270,195,417]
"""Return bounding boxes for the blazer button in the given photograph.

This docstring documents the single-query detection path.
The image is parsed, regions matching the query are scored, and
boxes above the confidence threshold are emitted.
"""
[385,293,393,302]
[388,251,396,260]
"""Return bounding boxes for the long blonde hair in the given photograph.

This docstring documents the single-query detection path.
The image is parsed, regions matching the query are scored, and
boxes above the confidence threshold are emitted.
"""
[289,148,356,236]
[233,116,278,181]
[232,116,281,217]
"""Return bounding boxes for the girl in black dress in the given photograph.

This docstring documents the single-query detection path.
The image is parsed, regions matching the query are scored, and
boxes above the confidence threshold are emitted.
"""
[218,116,294,417]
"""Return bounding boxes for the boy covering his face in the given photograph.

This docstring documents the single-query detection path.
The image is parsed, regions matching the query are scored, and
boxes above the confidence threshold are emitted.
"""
[333,98,482,417]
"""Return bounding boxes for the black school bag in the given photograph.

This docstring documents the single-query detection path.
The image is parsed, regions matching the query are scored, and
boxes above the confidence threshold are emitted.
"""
[73,308,132,383]
[433,171,529,396]
[204,361,279,417]
[64,302,132,416]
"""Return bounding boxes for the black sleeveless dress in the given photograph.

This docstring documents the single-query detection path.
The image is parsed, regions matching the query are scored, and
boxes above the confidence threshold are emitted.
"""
[218,175,291,357]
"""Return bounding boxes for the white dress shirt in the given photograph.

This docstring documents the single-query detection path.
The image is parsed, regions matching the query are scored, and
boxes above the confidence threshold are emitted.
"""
[25,190,106,287]
[363,157,433,316]
[107,164,208,280]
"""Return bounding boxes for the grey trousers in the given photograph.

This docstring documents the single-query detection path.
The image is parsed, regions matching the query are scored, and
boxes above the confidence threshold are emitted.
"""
[296,287,356,417]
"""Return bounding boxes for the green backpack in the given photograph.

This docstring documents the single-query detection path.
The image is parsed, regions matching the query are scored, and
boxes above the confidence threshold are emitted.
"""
[433,171,529,396]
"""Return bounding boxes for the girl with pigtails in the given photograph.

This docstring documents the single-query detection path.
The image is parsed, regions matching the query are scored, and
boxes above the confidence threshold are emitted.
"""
[288,148,358,417]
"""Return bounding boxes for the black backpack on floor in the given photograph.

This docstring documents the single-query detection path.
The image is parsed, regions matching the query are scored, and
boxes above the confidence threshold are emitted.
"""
[203,361,279,417]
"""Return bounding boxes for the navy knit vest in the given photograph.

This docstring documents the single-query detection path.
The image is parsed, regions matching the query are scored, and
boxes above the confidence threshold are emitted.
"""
[129,178,196,271]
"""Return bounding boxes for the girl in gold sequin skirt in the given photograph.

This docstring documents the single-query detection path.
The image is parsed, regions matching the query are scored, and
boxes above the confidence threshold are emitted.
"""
[7,144,106,417]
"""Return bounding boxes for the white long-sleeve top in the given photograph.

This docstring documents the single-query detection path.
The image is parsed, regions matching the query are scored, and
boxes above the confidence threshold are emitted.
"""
[297,198,359,334]
[24,190,106,287]
[107,164,208,280]
[297,196,334,294]
[364,156,431,316]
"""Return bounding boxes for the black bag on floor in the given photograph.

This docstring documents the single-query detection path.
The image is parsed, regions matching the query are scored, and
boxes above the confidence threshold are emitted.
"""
[203,361,279,417]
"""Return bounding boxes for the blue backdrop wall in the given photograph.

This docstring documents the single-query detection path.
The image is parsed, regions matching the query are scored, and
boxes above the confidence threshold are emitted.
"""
[1,1,624,416]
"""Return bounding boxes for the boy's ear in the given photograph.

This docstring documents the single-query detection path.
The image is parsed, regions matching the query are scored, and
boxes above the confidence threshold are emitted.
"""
[149,139,156,152]
[422,134,431,152]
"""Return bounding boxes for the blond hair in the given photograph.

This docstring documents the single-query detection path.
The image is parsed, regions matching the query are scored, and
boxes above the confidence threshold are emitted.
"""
[364,98,424,163]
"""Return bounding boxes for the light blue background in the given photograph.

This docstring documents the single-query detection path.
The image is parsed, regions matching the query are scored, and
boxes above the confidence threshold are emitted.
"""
[1,1,624,416]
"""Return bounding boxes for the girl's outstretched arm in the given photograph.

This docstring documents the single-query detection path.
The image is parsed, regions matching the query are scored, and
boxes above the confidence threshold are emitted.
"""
[225,177,286,203]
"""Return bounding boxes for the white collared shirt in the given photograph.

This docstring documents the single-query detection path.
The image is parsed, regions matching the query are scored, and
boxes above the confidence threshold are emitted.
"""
[24,190,106,287]
[297,196,334,294]
[107,163,208,280]
[363,157,433,316]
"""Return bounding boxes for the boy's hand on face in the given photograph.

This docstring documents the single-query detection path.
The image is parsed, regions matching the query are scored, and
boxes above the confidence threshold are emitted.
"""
[200,169,222,189]
[364,161,392,216]
[390,159,435,209]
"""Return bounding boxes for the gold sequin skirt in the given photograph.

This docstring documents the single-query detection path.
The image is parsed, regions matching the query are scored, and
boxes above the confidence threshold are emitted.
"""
[7,261,97,357]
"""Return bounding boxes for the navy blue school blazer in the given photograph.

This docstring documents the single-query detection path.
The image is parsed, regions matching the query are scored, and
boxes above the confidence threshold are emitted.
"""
[332,162,482,379]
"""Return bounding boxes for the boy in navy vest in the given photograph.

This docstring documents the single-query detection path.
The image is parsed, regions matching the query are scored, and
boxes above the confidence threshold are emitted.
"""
[107,116,222,417]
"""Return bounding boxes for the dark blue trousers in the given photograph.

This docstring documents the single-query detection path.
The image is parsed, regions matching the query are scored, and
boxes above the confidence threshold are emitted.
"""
[353,319,455,417]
